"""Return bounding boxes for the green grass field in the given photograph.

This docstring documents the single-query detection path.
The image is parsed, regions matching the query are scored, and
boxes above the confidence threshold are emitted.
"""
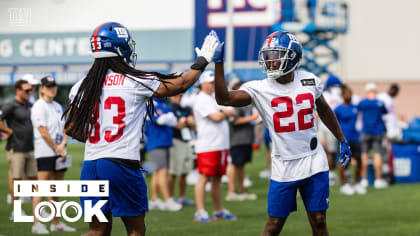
[1,143,420,236]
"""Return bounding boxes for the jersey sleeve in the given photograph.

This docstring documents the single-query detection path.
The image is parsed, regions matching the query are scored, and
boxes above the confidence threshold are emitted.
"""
[31,103,48,128]
[239,81,256,102]
[130,75,161,98]
[314,75,324,99]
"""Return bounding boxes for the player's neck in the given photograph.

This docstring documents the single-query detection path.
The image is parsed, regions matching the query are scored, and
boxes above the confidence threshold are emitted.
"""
[275,71,294,85]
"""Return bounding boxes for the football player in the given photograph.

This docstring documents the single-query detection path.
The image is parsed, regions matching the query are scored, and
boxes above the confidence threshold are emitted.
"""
[64,22,219,236]
[212,31,352,235]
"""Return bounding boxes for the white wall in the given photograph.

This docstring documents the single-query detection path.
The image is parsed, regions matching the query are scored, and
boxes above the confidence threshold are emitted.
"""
[341,0,420,81]
[0,0,194,33]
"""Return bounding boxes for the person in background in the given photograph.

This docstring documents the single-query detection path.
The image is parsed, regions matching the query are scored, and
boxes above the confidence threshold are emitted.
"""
[358,82,388,189]
[30,76,76,234]
[146,98,183,211]
[0,80,37,221]
[168,93,196,206]
[318,74,343,186]
[378,83,401,140]
[193,70,237,222]
[22,74,40,104]
[64,22,219,236]
[334,85,366,195]
[378,83,401,183]
[257,126,272,179]
[226,79,259,201]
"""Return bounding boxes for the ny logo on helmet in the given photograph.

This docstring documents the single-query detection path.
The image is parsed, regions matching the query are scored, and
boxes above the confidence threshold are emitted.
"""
[114,27,128,38]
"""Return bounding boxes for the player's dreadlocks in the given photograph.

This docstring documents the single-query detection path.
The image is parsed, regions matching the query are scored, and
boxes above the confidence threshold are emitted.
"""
[63,56,177,142]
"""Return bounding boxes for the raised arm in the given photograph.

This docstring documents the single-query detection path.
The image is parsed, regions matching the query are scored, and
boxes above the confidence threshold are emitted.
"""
[214,63,252,107]
[154,32,218,98]
[153,69,202,98]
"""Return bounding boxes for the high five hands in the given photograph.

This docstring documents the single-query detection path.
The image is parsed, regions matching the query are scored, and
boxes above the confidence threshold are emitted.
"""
[194,30,224,64]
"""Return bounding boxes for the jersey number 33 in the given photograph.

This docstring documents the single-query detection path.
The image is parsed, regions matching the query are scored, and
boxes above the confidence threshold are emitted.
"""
[89,96,126,143]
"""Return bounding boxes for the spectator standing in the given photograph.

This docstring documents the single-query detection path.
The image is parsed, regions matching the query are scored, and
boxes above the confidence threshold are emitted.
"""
[334,85,366,195]
[378,83,401,140]
[168,93,196,206]
[0,79,37,221]
[146,98,182,211]
[378,83,401,184]
[226,81,258,201]
[22,74,40,104]
[30,76,76,234]
[318,74,343,185]
[358,83,388,189]
[193,70,237,222]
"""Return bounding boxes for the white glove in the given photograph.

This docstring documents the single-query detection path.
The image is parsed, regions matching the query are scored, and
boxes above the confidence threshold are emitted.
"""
[156,112,178,127]
[195,31,219,63]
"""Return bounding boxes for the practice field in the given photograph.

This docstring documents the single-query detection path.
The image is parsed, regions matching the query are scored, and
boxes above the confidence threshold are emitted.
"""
[1,143,419,236]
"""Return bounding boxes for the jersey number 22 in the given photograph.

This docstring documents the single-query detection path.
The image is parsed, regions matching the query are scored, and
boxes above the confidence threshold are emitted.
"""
[271,93,314,133]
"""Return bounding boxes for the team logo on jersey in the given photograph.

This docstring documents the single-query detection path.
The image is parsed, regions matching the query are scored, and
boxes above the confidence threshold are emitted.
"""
[301,79,316,86]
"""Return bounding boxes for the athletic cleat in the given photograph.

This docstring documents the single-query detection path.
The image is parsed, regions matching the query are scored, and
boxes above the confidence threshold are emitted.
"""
[149,198,165,210]
[162,198,182,211]
[50,221,76,232]
[7,194,11,204]
[354,183,367,195]
[374,179,388,189]
[259,170,271,179]
[340,183,355,195]
[177,197,195,206]
[226,192,245,201]
[32,222,49,234]
[360,179,369,187]
[194,210,212,222]
[213,208,237,220]
[244,176,253,188]
[238,192,257,200]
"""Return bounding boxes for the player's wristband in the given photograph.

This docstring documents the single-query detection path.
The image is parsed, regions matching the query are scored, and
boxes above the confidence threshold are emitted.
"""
[190,56,209,71]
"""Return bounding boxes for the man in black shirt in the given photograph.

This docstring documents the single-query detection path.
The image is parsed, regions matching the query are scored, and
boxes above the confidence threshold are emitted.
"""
[0,79,37,219]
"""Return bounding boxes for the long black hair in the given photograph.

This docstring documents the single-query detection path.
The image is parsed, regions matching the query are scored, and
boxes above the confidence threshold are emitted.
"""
[63,56,177,142]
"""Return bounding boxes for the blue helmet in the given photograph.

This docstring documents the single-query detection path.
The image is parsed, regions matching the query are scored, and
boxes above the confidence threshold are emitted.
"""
[90,22,137,66]
[259,31,302,79]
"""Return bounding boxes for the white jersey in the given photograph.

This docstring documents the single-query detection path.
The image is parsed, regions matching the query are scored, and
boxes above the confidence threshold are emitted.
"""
[378,92,401,139]
[193,91,230,153]
[31,99,65,159]
[69,70,161,161]
[240,70,329,182]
